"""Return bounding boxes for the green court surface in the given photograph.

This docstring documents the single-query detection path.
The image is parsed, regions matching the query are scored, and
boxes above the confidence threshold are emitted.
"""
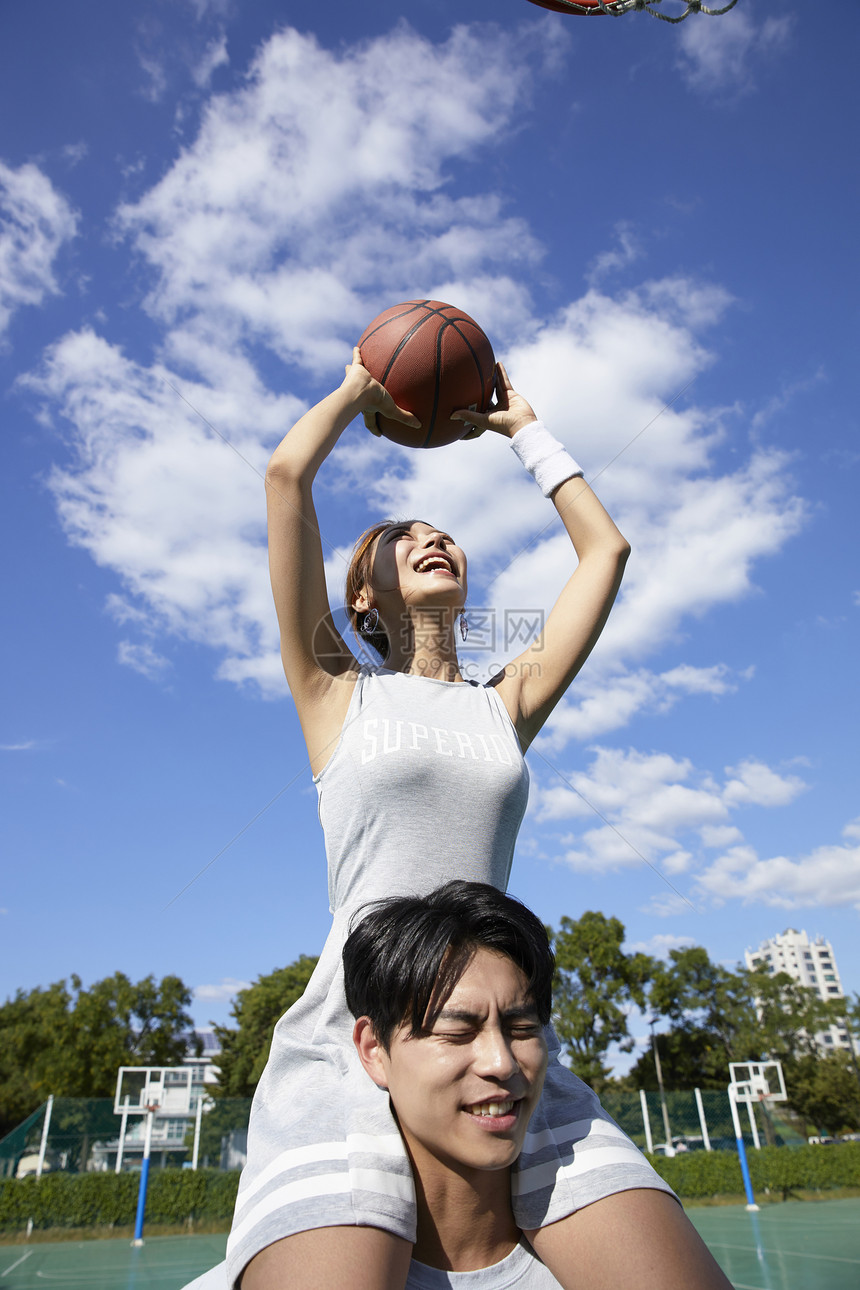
[0,1199,857,1288]
[688,1199,860,1290]
[0,1233,226,1289]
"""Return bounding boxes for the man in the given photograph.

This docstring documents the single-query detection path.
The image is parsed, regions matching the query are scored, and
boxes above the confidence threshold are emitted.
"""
[187,882,731,1289]
[344,880,561,1287]
[343,880,732,1289]
[183,880,556,1290]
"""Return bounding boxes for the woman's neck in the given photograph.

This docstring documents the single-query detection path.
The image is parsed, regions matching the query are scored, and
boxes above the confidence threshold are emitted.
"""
[384,608,463,681]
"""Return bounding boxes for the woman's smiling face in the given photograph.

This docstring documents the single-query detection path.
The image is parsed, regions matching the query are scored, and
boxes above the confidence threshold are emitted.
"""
[369,520,467,608]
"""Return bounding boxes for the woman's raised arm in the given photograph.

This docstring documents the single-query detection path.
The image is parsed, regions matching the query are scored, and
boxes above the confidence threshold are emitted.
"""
[453,365,630,751]
[266,352,420,750]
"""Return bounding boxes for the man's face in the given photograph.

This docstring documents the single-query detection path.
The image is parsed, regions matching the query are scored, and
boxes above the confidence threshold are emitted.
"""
[364,947,548,1179]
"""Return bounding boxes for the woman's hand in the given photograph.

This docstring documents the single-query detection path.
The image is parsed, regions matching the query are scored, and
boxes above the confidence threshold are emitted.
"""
[451,362,537,440]
[343,347,422,435]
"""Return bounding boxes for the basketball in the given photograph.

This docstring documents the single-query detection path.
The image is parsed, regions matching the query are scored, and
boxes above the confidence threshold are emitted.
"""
[357,300,496,449]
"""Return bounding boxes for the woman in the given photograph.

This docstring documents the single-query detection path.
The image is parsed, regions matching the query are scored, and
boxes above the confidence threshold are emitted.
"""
[228,351,728,1290]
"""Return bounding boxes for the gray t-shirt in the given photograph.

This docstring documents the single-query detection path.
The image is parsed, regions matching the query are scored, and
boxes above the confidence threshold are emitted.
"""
[407,1242,562,1288]
[184,1242,561,1290]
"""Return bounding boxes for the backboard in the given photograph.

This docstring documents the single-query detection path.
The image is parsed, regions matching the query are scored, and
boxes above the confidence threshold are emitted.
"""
[114,1066,199,1117]
[729,1060,787,1105]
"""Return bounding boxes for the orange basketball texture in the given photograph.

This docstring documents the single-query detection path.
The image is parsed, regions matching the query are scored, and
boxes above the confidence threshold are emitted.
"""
[357,300,495,449]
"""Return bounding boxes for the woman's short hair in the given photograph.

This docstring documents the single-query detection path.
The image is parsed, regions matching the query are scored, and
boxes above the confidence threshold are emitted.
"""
[344,521,396,662]
[343,880,554,1048]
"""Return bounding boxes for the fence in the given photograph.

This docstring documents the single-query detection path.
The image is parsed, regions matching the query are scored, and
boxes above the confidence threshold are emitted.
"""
[601,1088,806,1153]
[0,1088,806,1181]
[0,1098,254,1179]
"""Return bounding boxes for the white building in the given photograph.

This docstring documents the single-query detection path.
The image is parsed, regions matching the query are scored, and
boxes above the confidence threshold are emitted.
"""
[745,928,853,1053]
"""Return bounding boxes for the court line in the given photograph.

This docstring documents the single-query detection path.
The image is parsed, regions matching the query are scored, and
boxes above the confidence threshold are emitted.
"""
[1,1250,33,1276]
[713,1241,860,1265]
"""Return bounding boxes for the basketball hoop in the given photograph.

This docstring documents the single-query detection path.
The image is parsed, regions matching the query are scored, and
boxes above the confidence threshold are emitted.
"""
[525,0,740,20]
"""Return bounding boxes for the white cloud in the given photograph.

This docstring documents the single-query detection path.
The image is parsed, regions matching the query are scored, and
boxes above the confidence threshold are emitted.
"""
[637,277,735,331]
[136,50,169,104]
[843,818,860,843]
[722,758,806,808]
[627,933,696,959]
[586,222,641,286]
[541,662,742,745]
[750,367,826,437]
[0,740,37,752]
[61,142,89,168]
[116,23,551,373]
[26,23,806,737]
[117,640,172,679]
[192,34,228,88]
[532,744,808,881]
[532,743,859,912]
[699,823,743,849]
[0,159,77,339]
[677,8,794,96]
[643,893,699,918]
[696,832,860,910]
[23,328,301,692]
[194,976,252,1003]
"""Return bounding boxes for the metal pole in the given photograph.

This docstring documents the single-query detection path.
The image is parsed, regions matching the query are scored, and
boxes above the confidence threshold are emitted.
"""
[36,1096,54,1179]
[639,1089,653,1153]
[116,1096,130,1174]
[132,1108,155,1246]
[192,1095,204,1171]
[694,1087,711,1151]
[746,1098,761,1150]
[728,1084,758,1211]
[650,1019,674,1154]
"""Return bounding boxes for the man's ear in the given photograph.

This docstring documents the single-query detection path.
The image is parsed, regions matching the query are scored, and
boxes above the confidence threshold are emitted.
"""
[353,1016,389,1090]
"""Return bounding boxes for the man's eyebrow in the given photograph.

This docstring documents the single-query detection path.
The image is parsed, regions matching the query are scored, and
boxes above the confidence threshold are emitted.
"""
[433,1003,540,1024]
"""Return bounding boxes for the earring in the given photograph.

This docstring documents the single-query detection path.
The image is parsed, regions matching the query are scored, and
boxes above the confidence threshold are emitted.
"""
[459,612,469,642]
[361,607,379,634]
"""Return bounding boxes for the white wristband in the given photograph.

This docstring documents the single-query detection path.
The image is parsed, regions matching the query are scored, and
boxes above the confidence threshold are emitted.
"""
[510,421,584,498]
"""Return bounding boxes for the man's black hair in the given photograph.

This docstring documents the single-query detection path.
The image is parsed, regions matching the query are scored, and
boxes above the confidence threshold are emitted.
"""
[343,880,554,1049]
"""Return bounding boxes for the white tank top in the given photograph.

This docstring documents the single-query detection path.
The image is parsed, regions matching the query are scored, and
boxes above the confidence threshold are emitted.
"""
[314,667,530,914]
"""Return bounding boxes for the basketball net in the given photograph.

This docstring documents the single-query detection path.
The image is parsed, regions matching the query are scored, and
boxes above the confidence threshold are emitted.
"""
[536,0,740,19]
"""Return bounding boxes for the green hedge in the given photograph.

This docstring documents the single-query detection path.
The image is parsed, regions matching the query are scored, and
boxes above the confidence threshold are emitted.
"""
[2,1145,859,1231]
[0,1169,240,1231]
[648,1142,860,1199]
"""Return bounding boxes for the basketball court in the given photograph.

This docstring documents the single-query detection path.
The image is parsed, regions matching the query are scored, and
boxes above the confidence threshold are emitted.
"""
[1,1199,857,1289]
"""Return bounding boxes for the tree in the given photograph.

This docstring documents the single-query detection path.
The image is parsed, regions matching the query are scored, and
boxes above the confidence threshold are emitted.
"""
[0,981,71,1135]
[786,1052,860,1137]
[550,911,653,1092]
[746,966,837,1065]
[213,956,319,1098]
[648,946,755,1070]
[624,1027,728,1093]
[626,946,845,1092]
[0,973,197,1137]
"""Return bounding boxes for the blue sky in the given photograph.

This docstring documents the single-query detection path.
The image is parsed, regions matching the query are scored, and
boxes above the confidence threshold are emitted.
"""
[2,0,858,1075]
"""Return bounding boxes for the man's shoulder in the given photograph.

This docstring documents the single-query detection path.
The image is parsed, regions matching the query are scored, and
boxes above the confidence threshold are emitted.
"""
[406,1241,562,1288]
